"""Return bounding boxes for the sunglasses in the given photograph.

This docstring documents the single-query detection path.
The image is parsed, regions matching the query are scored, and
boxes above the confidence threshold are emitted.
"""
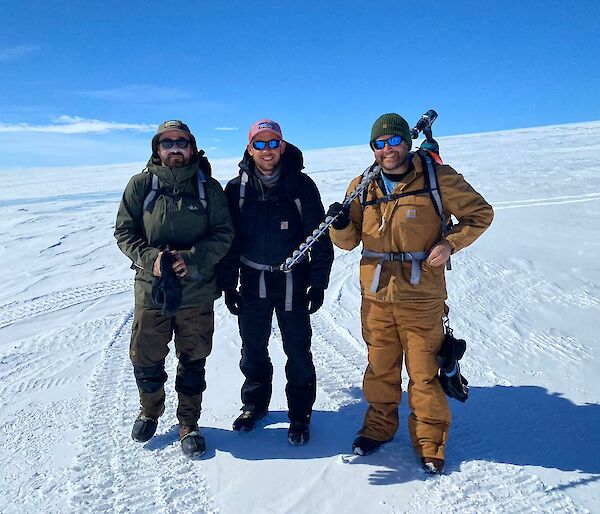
[159,138,190,149]
[252,139,282,150]
[371,135,403,150]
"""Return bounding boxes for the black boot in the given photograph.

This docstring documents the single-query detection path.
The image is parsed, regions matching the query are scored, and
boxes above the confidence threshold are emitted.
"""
[131,414,158,442]
[288,420,310,445]
[179,425,206,457]
[421,457,445,474]
[232,409,268,432]
[352,436,386,456]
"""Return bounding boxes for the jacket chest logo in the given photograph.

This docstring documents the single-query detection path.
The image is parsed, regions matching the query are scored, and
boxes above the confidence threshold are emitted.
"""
[406,209,417,219]
[281,221,289,230]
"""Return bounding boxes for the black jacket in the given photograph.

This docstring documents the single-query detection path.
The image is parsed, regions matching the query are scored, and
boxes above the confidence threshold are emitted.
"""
[218,143,333,295]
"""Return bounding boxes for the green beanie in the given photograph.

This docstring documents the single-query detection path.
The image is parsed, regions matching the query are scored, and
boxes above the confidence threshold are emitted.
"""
[370,113,412,150]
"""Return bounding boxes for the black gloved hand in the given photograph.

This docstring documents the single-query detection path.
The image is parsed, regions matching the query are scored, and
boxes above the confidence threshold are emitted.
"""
[326,202,350,230]
[306,287,325,314]
[224,289,241,316]
[439,365,469,402]
[437,331,468,401]
[151,251,182,317]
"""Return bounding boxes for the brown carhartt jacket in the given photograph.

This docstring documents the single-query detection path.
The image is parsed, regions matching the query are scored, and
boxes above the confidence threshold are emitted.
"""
[330,153,493,302]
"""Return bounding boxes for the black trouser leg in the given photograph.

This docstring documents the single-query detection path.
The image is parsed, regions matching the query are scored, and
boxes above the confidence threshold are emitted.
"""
[238,293,274,412]
[275,296,316,422]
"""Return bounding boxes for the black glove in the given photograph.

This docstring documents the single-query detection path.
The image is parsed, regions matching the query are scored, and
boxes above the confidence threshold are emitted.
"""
[437,332,468,402]
[439,366,469,402]
[326,202,350,230]
[224,289,241,316]
[151,251,182,317]
[306,286,325,314]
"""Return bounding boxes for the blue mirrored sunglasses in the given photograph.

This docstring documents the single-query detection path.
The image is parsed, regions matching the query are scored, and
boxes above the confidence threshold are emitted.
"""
[372,135,403,150]
[159,138,190,149]
[252,139,282,150]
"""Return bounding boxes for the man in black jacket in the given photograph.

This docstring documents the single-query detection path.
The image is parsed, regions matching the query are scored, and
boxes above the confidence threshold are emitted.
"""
[218,119,333,445]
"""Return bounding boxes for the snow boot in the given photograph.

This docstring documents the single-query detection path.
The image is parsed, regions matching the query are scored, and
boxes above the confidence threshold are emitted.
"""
[352,436,386,456]
[232,409,267,432]
[421,457,445,475]
[288,420,310,445]
[179,424,206,457]
[131,414,158,442]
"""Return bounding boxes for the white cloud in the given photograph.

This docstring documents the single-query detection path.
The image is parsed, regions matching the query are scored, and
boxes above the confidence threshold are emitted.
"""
[79,84,191,102]
[0,45,39,62]
[0,115,155,134]
[214,127,239,131]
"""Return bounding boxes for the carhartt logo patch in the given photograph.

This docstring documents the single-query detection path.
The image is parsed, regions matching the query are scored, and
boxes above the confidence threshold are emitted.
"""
[383,123,388,129]
[407,209,417,219]
[281,221,289,230]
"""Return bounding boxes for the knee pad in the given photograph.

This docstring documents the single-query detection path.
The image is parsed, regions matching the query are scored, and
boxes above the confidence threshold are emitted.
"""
[134,362,167,393]
[176,358,207,396]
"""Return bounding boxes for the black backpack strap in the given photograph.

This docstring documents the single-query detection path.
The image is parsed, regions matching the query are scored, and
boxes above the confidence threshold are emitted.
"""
[239,171,249,210]
[419,151,453,237]
[360,164,380,206]
[196,170,207,210]
[143,173,160,212]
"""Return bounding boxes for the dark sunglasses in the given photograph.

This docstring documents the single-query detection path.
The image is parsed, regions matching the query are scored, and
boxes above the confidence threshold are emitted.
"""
[159,138,190,149]
[371,135,403,150]
[252,139,282,150]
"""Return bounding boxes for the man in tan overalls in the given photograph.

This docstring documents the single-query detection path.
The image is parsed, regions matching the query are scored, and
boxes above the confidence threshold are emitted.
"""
[328,113,493,473]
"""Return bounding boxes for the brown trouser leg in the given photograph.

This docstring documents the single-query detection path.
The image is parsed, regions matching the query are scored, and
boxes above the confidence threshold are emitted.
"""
[359,297,450,459]
[129,304,213,425]
[173,304,214,426]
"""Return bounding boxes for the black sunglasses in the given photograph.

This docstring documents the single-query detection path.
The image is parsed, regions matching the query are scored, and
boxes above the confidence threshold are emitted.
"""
[371,135,403,150]
[159,138,190,149]
[252,139,282,150]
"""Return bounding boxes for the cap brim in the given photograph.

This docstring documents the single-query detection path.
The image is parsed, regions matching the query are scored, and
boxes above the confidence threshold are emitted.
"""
[250,129,282,142]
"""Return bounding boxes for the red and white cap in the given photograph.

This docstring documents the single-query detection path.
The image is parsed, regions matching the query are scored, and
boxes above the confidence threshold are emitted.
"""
[248,119,283,143]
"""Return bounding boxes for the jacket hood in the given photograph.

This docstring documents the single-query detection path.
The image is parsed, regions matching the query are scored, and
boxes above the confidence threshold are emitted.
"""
[238,142,304,177]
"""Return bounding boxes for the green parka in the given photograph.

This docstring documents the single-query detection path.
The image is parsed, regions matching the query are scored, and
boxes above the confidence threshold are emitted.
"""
[115,156,234,308]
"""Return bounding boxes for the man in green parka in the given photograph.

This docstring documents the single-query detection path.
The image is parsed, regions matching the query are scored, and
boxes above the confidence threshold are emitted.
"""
[115,120,234,457]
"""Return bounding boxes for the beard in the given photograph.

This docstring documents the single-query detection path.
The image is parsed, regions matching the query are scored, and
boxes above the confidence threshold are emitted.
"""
[163,152,190,167]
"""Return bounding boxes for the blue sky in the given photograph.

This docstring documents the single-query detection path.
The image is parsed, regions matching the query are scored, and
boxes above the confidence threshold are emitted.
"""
[1,0,598,168]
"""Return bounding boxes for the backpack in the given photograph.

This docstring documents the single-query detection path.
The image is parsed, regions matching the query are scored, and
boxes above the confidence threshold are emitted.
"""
[360,150,452,236]
[238,170,303,221]
[143,170,208,213]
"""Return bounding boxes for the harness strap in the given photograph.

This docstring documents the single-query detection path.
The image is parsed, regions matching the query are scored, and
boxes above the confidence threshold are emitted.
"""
[143,174,160,212]
[240,256,294,311]
[363,188,431,207]
[362,249,429,290]
[144,171,208,212]
[197,170,207,210]
[239,171,248,210]
[421,153,452,270]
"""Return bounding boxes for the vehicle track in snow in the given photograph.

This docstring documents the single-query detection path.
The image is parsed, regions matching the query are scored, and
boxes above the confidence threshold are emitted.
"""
[67,311,218,513]
[408,461,588,514]
[0,280,131,329]
[0,315,125,513]
[493,192,600,210]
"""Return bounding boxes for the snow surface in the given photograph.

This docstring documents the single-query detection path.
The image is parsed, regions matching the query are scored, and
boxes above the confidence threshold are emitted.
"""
[1,121,599,513]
